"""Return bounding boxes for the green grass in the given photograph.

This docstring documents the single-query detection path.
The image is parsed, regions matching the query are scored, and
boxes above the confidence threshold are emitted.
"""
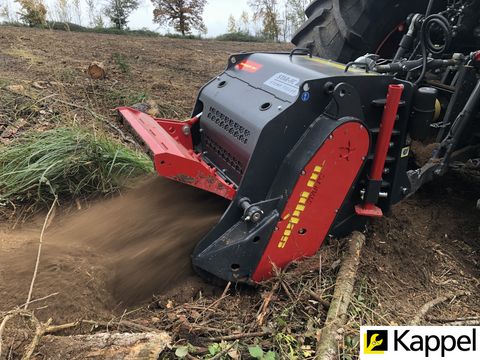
[0,127,153,209]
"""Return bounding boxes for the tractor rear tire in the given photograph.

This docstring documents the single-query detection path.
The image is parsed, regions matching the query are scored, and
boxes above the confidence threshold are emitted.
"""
[292,0,431,63]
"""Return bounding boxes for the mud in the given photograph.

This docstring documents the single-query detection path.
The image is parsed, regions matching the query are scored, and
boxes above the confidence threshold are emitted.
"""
[0,177,228,322]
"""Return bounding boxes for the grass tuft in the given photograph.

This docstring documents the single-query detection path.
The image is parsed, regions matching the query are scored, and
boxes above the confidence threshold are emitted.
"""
[0,127,153,209]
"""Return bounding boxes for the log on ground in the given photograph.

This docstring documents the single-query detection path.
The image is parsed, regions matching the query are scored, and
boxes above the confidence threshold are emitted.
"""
[316,231,366,360]
[38,332,170,360]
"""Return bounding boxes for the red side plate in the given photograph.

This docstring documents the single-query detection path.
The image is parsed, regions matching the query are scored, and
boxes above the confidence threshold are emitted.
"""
[252,121,370,281]
[118,107,237,200]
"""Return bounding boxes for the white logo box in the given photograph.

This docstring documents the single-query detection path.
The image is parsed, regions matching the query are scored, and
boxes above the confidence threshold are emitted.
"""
[360,326,479,360]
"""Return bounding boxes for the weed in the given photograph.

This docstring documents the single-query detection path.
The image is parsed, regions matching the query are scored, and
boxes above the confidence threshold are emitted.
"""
[102,87,148,108]
[113,53,130,74]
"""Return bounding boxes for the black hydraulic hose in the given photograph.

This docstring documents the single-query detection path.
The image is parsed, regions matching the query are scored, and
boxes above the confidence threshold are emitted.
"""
[375,58,456,73]
[414,13,451,86]
[437,78,480,170]
[424,14,452,55]
[425,0,435,17]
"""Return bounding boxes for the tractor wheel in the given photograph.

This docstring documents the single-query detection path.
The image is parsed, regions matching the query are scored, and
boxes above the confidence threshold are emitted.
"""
[292,0,431,63]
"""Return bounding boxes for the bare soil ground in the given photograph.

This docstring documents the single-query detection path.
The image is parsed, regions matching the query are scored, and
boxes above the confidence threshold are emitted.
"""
[0,27,479,359]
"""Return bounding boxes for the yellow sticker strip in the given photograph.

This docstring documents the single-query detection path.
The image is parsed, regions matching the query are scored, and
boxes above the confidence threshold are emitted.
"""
[278,163,325,249]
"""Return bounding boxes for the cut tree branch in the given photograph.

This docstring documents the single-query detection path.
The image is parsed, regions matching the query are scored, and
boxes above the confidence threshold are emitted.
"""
[316,231,366,360]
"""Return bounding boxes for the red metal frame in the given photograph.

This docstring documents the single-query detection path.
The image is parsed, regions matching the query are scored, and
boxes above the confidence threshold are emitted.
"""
[252,121,370,282]
[118,107,237,200]
[355,84,404,217]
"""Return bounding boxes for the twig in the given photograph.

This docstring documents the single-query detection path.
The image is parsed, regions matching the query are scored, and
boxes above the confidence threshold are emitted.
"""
[21,317,52,360]
[207,331,272,342]
[18,292,59,309]
[0,311,19,358]
[256,282,279,326]
[0,311,51,360]
[427,316,480,323]
[209,282,231,310]
[443,319,480,326]
[410,291,468,325]
[45,321,81,334]
[280,280,296,304]
[25,196,58,310]
[182,322,227,334]
[306,289,331,310]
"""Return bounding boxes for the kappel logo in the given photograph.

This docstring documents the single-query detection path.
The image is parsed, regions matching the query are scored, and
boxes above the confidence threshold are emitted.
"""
[364,330,388,354]
[360,326,479,359]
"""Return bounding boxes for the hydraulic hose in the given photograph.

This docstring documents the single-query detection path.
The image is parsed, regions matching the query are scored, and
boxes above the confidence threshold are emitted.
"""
[414,13,451,85]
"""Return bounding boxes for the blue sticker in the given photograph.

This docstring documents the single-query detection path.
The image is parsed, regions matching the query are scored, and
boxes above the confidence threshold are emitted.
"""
[301,92,310,102]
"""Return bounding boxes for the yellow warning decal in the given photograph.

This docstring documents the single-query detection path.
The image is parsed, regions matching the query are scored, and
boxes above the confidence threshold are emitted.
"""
[278,163,325,249]
[307,162,324,188]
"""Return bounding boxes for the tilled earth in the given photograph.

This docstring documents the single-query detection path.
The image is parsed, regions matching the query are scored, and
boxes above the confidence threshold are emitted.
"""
[0,26,479,359]
[0,25,291,142]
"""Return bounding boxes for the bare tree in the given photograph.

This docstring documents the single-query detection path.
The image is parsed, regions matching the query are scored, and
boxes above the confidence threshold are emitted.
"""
[54,0,71,23]
[85,0,96,26]
[151,0,207,36]
[104,0,139,29]
[286,0,308,34]
[85,0,105,28]
[227,14,236,33]
[249,0,280,41]
[72,0,81,25]
[1,0,16,22]
[239,10,249,34]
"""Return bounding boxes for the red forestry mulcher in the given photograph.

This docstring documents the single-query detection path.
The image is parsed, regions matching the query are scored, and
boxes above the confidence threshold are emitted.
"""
[118,0,480,284]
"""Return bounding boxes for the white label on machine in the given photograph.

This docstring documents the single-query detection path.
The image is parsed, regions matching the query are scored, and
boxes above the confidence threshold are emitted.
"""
[264,72,300,97]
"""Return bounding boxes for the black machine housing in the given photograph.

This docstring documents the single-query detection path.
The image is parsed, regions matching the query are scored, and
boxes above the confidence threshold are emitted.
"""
[189,52,415,282]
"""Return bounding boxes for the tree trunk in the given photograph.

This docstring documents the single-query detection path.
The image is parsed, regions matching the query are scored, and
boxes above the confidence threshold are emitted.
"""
[88,62,107,80]
[38,332,170,360]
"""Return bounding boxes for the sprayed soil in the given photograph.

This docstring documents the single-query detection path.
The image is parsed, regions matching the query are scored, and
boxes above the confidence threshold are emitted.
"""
[1,175,478,328]
[0,177,228,323]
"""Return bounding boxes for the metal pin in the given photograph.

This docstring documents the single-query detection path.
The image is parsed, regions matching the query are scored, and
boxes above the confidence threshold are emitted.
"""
[182,125,191,136]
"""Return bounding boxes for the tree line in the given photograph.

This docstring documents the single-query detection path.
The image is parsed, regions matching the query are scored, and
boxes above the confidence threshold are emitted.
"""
[229,0,308,41]
[0,0,308,41]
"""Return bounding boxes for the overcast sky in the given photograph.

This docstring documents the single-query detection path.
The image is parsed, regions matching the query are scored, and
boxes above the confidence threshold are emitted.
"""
[3,0,259,37]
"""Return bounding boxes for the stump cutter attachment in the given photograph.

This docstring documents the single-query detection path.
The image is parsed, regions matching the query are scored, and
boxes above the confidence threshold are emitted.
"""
[118,52,408,283]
